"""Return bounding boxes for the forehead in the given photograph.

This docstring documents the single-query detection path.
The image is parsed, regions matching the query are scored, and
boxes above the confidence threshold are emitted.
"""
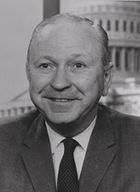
[40,21,100,45]
[30,21,103,60]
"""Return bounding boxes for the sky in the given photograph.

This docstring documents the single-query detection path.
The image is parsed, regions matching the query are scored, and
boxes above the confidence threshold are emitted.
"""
[0,0,42,103]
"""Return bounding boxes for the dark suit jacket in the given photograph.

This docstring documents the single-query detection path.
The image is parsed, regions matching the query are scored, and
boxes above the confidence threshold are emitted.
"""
[0,104,140,192]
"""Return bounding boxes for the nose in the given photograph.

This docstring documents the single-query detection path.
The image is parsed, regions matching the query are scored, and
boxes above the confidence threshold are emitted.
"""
[50,68,71,91]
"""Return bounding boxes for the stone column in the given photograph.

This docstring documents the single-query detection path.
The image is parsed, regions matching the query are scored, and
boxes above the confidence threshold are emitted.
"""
[24,107,29,114]
[4,110,9,117]
[120,48,126,71]
[111,47,116,69]
[10,108,14,117]
[17,108,21,115]
[138,50,140,71]
[0,111,2,118]
[130,48,135,72]
[135,49,138,71]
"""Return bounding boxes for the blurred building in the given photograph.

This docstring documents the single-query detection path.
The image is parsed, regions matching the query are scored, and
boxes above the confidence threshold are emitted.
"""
[65,1,140,77]
[61,0,140,116]
[1,0,140,117]
[0,90,35,118]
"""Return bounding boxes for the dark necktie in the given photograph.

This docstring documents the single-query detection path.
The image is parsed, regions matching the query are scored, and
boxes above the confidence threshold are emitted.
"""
[57,138,79,192]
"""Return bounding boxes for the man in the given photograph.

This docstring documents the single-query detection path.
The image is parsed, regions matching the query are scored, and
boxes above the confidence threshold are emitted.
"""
[0,14,140,192]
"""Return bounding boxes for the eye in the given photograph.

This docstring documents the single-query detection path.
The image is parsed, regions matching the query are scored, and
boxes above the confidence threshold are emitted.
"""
[68,62,87,72]
[39,63,51,68]
[69,61,87,72]
[72,62,87,69]
[38,62,55,72]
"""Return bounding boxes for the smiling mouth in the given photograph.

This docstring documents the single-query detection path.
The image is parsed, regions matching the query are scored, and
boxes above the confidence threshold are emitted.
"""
[47,98,75,102]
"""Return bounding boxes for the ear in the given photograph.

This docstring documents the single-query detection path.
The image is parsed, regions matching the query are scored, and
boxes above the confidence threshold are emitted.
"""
[102,62,114,96]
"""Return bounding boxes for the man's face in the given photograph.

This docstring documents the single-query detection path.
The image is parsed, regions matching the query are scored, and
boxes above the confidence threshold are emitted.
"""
[27,22,111,125]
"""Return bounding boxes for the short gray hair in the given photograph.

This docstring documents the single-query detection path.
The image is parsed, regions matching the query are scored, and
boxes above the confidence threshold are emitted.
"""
[27,13,111,68]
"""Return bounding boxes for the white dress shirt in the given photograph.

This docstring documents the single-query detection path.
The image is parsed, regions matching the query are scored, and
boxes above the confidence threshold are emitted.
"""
[46,117,96,184]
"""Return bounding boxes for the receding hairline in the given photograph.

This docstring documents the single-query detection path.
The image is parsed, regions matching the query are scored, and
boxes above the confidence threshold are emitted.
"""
[29,14,102,44]
[27,13,110,67]
[33,14,96,35]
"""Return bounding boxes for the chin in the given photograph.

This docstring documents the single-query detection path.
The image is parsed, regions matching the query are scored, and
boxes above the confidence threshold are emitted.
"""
[45,112,79,125]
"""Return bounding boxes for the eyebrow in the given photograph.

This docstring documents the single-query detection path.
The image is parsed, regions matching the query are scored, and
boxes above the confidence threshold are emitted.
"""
[40,54,86,61]
[33,53,88,66]
[34,56,57,65]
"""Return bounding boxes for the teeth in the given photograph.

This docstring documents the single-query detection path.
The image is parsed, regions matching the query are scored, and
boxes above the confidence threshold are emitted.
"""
[55,99,70,102]
[51,98,72,102]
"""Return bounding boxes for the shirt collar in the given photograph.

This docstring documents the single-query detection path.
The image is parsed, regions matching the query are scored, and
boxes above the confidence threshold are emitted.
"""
[73,117,96,151]
[46,117,97,154]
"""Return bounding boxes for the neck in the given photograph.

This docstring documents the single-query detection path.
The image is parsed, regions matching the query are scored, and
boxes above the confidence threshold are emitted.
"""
[46,107,97,137]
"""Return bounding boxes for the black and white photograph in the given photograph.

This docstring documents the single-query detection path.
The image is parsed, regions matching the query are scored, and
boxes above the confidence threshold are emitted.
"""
[0,0,140,191]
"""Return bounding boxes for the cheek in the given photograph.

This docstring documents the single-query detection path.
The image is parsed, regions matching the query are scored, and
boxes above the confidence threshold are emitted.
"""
[28,72,50,93]
[78,72,104,100]
[74,71,102,92]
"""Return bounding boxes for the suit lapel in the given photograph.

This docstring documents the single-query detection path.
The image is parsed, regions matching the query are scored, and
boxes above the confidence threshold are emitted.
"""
[79,106,118,192]
[20,113,56,192]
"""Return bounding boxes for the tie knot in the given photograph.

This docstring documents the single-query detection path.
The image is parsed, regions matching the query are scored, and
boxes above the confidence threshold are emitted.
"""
[63,138,79,154]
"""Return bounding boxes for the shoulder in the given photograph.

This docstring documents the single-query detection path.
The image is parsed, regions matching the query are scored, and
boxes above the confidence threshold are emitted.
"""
[98,103,140,142]
[0,110,39,144]
[98,103,140,124]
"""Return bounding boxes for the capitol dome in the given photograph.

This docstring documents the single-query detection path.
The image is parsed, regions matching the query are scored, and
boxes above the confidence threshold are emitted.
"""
[61,0,140,115]
[61,1,140,84]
